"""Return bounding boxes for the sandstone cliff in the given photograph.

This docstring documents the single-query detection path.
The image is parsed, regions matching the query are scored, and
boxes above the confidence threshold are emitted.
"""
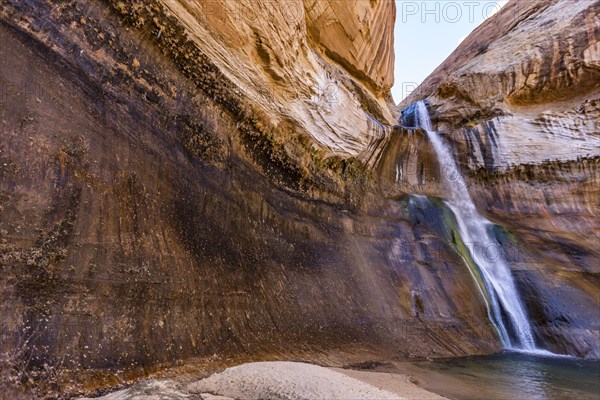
[401,0,600,168]
[159,0,396,164]
[0,0,499,397]
[1,0,599,397]
[390,0,599,358]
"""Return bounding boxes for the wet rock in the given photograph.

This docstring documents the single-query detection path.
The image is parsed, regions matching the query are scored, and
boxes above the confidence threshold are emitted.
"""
[0,1,496,397]
[392,0,599,358]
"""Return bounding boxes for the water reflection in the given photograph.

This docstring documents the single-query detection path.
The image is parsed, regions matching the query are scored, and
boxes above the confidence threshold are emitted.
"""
[417,352,600,400]
[495,353,550,400]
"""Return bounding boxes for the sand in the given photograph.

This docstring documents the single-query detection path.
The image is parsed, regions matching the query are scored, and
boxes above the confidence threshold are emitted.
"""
[80,361,447,399]
[331,367,448,400]
[187,361,406,399]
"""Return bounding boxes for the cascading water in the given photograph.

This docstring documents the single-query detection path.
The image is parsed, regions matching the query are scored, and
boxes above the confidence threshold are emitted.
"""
[409,101,537,351]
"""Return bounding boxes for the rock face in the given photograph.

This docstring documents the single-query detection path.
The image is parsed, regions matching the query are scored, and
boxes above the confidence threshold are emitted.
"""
[303,0,396,94]
[0,0,497,397]
[402,0,600,168]
[0,0,598,397]
[467,161,600,358]
[393,0,600,358]
[159,0,396,164]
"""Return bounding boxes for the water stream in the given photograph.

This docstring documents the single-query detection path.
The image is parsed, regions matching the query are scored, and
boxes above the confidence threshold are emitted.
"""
[408,101,538,351]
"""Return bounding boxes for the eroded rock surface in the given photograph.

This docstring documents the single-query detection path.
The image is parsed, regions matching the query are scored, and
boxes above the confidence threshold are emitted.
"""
[159,0,396,164]
[402,0,600,168]
[0,0,496,397]
[393,0,599,358]
[1,0,599,397]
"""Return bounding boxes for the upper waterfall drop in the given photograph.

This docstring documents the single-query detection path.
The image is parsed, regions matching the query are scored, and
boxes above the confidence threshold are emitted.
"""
[406,101,539,351]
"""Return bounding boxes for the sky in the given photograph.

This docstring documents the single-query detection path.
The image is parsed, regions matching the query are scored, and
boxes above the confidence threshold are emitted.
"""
[392,0,508,103]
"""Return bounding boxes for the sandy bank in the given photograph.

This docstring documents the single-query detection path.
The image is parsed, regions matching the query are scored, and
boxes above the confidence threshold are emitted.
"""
[80,361,447,399]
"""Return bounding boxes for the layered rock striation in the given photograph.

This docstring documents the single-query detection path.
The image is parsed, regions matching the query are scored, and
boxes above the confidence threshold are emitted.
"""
[1,0,599,397]
[392,0,600,358]
[0,0,496,397]
[401,0,600,168]
[159,0,396,164]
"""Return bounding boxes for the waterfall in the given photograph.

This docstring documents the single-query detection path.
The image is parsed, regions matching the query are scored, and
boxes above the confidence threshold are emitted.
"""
[411,101,537,351]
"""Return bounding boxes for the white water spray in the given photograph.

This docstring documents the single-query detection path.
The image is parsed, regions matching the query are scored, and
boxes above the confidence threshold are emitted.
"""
[413,101,537,351]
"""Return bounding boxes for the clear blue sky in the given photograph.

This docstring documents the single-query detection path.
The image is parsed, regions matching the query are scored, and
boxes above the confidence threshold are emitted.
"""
[392,0,507,103]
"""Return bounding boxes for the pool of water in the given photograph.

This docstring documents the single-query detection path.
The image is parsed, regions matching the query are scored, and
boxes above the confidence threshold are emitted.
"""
[411,351,600,400]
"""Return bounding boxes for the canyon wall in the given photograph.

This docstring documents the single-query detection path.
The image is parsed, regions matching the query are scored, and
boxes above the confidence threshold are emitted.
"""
[1,0,598,397]
[402,0,600,168]
[0,0,497,397]
[394,0,600,359]
[157,0,396,164]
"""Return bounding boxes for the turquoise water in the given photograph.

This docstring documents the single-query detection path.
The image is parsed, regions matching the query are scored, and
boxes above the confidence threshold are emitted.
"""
[417,352,600,400]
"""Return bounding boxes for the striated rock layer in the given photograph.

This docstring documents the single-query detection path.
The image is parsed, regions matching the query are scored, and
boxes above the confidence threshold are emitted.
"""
[0,0,498,397]
[1,0,599,397]
[401,0,600,168]
[159,0,396,164]
[393,0,599,358]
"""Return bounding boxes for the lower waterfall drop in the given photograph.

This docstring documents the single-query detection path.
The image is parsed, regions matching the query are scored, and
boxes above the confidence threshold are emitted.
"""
[410,101,538,351]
